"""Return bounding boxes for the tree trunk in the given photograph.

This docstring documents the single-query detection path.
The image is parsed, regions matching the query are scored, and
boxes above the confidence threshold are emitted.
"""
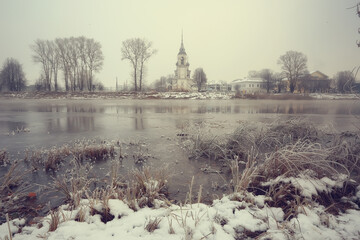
[134,64,138,91]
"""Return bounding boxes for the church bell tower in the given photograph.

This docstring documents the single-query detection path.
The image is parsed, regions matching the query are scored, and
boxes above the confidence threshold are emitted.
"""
[173,32,192,91]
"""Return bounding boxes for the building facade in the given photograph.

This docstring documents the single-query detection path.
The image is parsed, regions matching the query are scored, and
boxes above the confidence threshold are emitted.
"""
[172,34,193,91]
[231,78,267,93]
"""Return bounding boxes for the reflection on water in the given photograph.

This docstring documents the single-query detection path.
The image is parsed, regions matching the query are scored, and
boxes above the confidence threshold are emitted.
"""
[46,116,95,133]
[133,106,145,130]
[0,100,359,136]
[0,121,28,133]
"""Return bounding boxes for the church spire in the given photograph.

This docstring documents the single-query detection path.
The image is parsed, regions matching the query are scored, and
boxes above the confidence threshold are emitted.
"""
[178,30,186,55]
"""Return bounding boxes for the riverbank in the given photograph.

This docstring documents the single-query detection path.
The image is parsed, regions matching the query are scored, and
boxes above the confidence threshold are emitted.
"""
[0,91,358,100]
[1,118,360,239]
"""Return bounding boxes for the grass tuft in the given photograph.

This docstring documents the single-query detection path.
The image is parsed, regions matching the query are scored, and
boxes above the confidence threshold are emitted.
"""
[145,217,162,233]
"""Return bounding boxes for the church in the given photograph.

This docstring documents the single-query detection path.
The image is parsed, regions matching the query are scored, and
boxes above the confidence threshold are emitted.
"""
[172,34,194,91]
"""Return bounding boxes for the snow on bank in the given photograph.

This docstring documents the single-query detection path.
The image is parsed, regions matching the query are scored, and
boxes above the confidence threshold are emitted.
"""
[1,91,359,100]
[309,93,359,100]
[1,189,360,240]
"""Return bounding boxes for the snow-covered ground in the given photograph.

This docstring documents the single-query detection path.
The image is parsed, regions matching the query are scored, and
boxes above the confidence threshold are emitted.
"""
[0,91,359,100]
[309,93,359,100]
[1,173,360,240]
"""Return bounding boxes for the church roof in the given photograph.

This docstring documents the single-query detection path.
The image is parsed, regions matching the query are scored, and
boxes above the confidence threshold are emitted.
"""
[178,32,186,55]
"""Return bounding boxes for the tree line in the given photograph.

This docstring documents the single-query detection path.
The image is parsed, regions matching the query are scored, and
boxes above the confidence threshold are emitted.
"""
[0,58,26,91]
[248,50,356,94]
[0,38,357,93]
[31,37,104,92]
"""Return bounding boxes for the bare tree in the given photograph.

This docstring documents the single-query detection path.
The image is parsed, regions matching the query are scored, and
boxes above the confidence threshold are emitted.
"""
[277,51,308,93]
[272,72,285,93]
[138,39,156,91]
[121,38,140,91]
[0,58,26,91]
[35,36,104,92]
[86,38,104,91]
[121,38,156,91]
[55,38,71,91]
[31,39,52,91]
[46,40,60,91]
[335,71,355,93]
[192,68,207,92]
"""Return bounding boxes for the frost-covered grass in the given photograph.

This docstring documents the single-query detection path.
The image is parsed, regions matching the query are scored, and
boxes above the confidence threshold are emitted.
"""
[0,150,8,166]
[1,186,360,240]
[1,118,360,239]
[24,140,116,171]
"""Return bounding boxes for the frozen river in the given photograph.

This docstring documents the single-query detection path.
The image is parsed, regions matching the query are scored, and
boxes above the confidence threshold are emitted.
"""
[0,98,359,205]
[0,98,359,149]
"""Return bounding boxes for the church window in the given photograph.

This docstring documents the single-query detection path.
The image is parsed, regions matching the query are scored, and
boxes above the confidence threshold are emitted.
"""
[181,57,184,65]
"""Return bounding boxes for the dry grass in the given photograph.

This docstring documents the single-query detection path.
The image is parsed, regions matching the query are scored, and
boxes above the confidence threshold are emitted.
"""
[48,210,60,232]
[260,140,349,179]
[230,148,259,193]
[52,158,94,208]
[145,217,162,233]
[185,117,323,162]
[128,167,169,208]
[0,149,9,165]
[0,162,30,196]
[327,132,360,174]
[132,144,151,164]
[187,118,360,219]
[24,140,116,171]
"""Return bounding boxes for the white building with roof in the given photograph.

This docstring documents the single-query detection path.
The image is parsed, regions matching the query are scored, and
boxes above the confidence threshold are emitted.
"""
[231,78,267,93]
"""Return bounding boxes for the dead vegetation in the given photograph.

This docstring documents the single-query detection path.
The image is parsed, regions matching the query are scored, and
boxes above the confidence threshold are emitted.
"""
[145,217,162,233]
[0,162,31,222]
[52,158,94,208]
[24,140,116,171]
[0,150,9,165]
[185,117,360,219]
[185,118,323,162]
[48,157,171,223]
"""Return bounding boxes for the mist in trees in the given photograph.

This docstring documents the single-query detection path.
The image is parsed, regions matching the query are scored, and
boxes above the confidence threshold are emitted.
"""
[31,37,104,92]
[335,71,355,93]
[192,68,207,92]
[121,38,157,91]
[278,51,308,93]
[0,58,26,92]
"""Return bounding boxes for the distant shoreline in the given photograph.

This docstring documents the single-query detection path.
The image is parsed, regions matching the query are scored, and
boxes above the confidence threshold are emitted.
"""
[0,91,358,100]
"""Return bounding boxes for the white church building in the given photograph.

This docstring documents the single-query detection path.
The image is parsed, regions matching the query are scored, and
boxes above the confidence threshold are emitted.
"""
[172,34,194,91]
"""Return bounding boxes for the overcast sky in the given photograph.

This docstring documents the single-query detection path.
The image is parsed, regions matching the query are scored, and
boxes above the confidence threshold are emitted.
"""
[1,0,360,88]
